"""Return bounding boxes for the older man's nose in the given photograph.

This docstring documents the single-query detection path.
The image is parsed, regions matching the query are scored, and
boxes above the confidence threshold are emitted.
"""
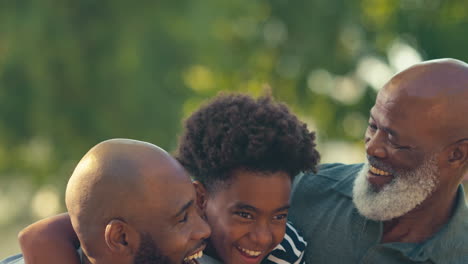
[365,131,388,159]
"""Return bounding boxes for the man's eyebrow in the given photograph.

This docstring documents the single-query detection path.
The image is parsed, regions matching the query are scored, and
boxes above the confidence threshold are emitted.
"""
[175,200,194,218]
[369,113,399,139]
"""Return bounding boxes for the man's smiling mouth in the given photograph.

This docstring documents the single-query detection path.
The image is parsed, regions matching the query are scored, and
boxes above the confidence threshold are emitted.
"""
[183,245,205,263]
[369,165,391,176]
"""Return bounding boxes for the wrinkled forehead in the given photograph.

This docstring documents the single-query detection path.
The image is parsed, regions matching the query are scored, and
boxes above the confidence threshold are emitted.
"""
[373,59,468,143]
[374,81,464,146]
[377,71,450,117]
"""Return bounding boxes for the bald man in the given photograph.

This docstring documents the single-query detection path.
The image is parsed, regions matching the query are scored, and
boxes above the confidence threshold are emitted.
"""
[1,139,211,264]
[290,59,468,263]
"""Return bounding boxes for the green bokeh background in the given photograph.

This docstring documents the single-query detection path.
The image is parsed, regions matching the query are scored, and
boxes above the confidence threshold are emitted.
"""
[1,0,468,258]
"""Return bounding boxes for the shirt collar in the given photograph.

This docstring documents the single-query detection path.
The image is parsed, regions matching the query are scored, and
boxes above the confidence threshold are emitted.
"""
[330,163,363,198]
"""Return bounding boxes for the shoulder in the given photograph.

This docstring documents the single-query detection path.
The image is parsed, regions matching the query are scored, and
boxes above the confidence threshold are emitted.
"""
[317,163,363,176]
[429,186,468,263]
[289,163,363,245]
[262,222,307,264]
[292,163,363,196]
[295,163,363,184]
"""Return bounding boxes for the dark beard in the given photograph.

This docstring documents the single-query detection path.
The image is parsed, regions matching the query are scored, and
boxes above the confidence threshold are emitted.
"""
[134,233,175,264]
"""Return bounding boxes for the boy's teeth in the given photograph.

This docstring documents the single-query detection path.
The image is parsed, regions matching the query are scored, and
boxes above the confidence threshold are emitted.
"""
[239,247,262,256]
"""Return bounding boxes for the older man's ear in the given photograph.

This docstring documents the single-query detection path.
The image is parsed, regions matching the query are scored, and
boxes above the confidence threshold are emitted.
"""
[446,139,468,171]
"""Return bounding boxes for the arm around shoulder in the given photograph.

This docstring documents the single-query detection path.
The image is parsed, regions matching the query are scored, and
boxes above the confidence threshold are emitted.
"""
[18,213,81,264]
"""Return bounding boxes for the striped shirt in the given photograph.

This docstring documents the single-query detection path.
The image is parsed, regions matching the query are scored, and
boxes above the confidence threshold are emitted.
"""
[261,221,307,264]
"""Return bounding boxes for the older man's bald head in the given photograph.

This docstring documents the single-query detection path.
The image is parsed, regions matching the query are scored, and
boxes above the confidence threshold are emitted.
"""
[65,139,192,255]
[379,58,468,143]
[387,58,468,96]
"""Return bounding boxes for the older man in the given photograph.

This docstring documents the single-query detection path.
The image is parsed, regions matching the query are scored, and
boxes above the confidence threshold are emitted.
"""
[290,58,468,263]
[1,139,211,264]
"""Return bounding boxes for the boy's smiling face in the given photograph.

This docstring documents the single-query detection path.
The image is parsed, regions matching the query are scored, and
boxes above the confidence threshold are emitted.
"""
[203,169,291,264]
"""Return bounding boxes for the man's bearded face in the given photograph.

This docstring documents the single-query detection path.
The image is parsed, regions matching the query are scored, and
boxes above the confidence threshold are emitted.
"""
[352,153,439,221]
[134,233,175,264]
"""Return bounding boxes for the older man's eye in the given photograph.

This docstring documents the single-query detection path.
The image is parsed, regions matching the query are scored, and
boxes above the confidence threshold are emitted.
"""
[368,123,377,131]
[389,140,410,150]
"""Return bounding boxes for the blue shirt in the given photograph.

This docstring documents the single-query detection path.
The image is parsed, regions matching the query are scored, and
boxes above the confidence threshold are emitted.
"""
[289,163,468,264]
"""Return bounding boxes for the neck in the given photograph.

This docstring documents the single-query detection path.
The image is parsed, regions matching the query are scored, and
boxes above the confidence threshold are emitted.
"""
[381,187,458,243]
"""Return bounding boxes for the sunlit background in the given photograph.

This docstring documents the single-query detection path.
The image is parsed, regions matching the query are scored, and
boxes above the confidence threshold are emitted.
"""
[1,0,468,258]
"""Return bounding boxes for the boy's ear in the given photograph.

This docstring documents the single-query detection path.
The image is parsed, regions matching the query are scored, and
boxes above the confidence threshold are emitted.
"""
[104,219,138,256]
[192,181,207,211]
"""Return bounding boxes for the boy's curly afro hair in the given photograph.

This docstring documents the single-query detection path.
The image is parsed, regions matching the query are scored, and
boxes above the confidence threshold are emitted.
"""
[176,93,320,192]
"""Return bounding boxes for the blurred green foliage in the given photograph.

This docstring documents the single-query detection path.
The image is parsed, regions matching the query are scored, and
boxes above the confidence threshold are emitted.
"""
[1,0,468,256]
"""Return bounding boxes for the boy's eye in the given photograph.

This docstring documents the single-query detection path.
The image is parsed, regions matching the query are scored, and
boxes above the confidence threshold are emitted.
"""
[273,214,288,221]
[235,211,253,219]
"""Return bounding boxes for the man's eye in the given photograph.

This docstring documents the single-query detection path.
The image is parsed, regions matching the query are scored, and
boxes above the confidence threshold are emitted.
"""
[389,141,409,150]
[178,212,188,223]
[368,123,377,130]
[235,212,253,219]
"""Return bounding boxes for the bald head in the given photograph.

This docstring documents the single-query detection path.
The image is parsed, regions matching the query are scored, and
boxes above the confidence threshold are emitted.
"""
[379,58,468,143]
[387,58,468,96]
[65,139,191,254]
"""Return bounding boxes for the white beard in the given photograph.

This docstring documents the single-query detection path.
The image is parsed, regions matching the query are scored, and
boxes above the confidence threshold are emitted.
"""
[352,155,439,221]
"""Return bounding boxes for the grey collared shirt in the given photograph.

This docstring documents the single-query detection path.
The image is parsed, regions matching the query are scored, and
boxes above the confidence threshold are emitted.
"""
[0,254,24,264]
[0,249,84,264]
[0,251,221,264]
[289,163,468,264]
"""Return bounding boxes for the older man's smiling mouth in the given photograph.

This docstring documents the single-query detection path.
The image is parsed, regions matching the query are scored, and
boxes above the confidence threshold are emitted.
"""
[369,165,391,176]
[367,164,394,190]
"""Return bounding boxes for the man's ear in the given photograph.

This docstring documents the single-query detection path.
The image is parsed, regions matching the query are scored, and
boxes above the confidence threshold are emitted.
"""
[192,181,207,211]
[447,140,468,167]
[104,219,138,256]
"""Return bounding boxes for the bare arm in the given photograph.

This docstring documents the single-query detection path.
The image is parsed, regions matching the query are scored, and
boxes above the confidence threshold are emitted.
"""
[18,213,81,264]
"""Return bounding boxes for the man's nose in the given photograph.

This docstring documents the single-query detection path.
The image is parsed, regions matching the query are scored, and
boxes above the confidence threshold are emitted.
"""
[365,130,388,159]
[192,213,211,240]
